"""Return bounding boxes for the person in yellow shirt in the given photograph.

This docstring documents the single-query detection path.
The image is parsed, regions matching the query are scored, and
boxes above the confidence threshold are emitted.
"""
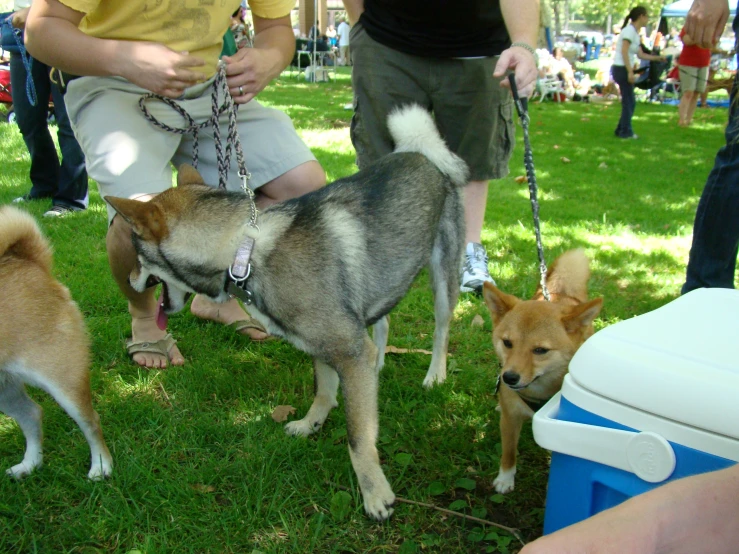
[24,0,326,369]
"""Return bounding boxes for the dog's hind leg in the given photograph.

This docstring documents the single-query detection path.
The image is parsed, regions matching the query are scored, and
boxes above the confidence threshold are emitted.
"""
[340,335,395,520]
[285,358,340,437]
[423,209,463,388]
[372,316,389,373]
[0,375,44,478]
[39,375,113,480]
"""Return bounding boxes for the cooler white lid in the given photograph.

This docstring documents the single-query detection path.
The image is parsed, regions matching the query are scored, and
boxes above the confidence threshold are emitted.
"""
[569,288,739,441]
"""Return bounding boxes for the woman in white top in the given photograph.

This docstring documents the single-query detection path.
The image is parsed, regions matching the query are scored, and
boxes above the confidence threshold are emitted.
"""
[611,6,667,139]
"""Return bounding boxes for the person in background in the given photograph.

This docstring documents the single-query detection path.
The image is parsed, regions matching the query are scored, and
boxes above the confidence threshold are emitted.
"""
[677,25,711,126]
[24,0,325,368]
[342,0,539,294]
[7,0,88,217]
[682,0,739,294]
[337,16,351,65]
[611,6,667,139]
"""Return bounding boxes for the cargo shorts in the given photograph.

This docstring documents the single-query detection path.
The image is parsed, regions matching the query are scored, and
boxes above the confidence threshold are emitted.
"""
[349,22,515,181]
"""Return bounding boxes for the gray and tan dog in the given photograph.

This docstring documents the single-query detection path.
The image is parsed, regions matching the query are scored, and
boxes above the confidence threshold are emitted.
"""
[105,105,468,520]
[0,206,112,480]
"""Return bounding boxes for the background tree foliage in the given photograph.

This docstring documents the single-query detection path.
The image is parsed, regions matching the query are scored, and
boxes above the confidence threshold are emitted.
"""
[551,0,672,33]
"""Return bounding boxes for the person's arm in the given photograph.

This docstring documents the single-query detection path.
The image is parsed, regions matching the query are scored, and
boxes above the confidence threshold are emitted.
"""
[520,464,739,554]
[222,13,295,103]
[10,7,30,29]
[343,0,364,26]
[24,0,206,97]
[685,0,730,49]
[636,46,668,63]
[494,0,539,97]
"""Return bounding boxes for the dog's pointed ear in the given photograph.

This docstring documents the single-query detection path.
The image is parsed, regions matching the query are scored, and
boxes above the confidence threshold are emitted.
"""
[177,164,205,187]
[482,282,519,324]
[105,196,168,242]
[562,298,603,334]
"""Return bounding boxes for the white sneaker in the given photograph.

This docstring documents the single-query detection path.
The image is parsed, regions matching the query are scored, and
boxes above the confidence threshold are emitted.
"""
[460,242,495,294]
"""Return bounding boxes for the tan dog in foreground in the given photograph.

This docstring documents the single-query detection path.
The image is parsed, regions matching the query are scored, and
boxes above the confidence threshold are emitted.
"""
[483,249,602,494]
[0,206,112,479]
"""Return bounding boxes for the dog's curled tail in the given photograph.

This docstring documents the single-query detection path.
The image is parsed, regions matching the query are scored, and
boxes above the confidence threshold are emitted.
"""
[387,104,469,187]
[0,206,53,272]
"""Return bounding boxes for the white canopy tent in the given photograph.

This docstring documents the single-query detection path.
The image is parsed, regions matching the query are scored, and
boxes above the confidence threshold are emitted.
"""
[660,0,737,17]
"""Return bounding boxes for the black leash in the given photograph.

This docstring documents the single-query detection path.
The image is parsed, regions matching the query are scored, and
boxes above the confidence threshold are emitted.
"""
[508,73,550,301]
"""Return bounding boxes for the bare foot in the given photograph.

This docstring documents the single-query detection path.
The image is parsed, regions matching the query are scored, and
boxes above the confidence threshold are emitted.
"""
[129,315,185,369]
[190,295,270,341]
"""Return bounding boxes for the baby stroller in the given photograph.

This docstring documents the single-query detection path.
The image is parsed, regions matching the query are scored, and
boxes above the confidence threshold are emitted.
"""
[635,49,673,102]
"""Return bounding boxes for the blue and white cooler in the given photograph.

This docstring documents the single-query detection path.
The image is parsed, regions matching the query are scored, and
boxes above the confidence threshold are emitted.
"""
[532,288,739,534]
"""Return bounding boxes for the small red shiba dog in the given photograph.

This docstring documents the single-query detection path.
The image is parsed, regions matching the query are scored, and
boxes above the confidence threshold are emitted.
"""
[0,206,112,479]
[483,249,602,493]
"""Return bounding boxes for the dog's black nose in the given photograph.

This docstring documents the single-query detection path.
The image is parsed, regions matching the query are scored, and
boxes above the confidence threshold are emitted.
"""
[502,371,520,386]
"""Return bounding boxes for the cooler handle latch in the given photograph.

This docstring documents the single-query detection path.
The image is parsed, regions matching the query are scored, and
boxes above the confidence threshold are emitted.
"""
[532,392,676,483]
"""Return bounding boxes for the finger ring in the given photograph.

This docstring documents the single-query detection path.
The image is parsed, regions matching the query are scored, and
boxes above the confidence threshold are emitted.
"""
[239,86,244,95]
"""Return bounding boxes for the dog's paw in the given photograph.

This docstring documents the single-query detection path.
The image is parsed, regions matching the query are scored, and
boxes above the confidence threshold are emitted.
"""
[493,467,516,494]
[422,369,446,388]
[6,461,38,479]
[87,460,113,481]
[362,481,396,521]
[285,418,320,437]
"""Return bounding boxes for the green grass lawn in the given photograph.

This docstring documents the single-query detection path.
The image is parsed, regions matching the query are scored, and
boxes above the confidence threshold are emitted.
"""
[0,67,730,553]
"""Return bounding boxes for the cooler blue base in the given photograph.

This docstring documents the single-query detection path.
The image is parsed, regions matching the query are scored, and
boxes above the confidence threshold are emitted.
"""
[543,396,736,535]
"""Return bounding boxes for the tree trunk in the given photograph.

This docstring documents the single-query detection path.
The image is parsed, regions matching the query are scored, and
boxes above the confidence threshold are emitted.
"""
[552,0,562,36]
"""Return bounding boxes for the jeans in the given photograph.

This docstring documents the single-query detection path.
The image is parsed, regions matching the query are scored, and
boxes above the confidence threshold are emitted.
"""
[682,13,739,293]
[9,52,88,209]
[611,65,636,138]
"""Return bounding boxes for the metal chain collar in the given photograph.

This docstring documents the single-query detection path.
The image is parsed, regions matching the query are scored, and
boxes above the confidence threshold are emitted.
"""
[508,74,550,302]
[138,61,257,229]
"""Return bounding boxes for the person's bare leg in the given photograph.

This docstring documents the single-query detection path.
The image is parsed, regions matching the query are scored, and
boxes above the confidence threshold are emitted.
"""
[107,214,184,368]
[685,91,700,126]
[255,160,325,209]
[460,180,495,293]
[679,90,694,126]
[464,180,488,244]
[191,160,326,337]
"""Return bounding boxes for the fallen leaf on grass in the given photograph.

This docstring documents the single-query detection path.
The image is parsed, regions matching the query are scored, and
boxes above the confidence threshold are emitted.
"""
[560,157,571,163]
[271,405,296,422]
[190,484,215,494]
[598,162,608,169]
[471,314,485,328]
[514,175,527,184]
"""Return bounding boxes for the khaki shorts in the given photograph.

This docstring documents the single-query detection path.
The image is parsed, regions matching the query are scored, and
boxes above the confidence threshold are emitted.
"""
[65,76,317,223]
[679,65,709,93]
[349,22,515,181]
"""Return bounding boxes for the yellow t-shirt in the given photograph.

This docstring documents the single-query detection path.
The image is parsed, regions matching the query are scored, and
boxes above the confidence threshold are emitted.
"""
[60,0,294,76]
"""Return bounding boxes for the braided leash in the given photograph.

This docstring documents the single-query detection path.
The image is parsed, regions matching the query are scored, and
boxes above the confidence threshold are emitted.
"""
[2,14,37,106]
[508,73,550,301]
[138,61,257,229]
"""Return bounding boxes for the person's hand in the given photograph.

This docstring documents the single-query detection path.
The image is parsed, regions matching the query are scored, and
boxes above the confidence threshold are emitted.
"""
[11,7,30,30]
[494,44,538,98]
[222,48,282,104]
[685,0,730,49]
[116,42,207,98]
[628,72,636,84]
